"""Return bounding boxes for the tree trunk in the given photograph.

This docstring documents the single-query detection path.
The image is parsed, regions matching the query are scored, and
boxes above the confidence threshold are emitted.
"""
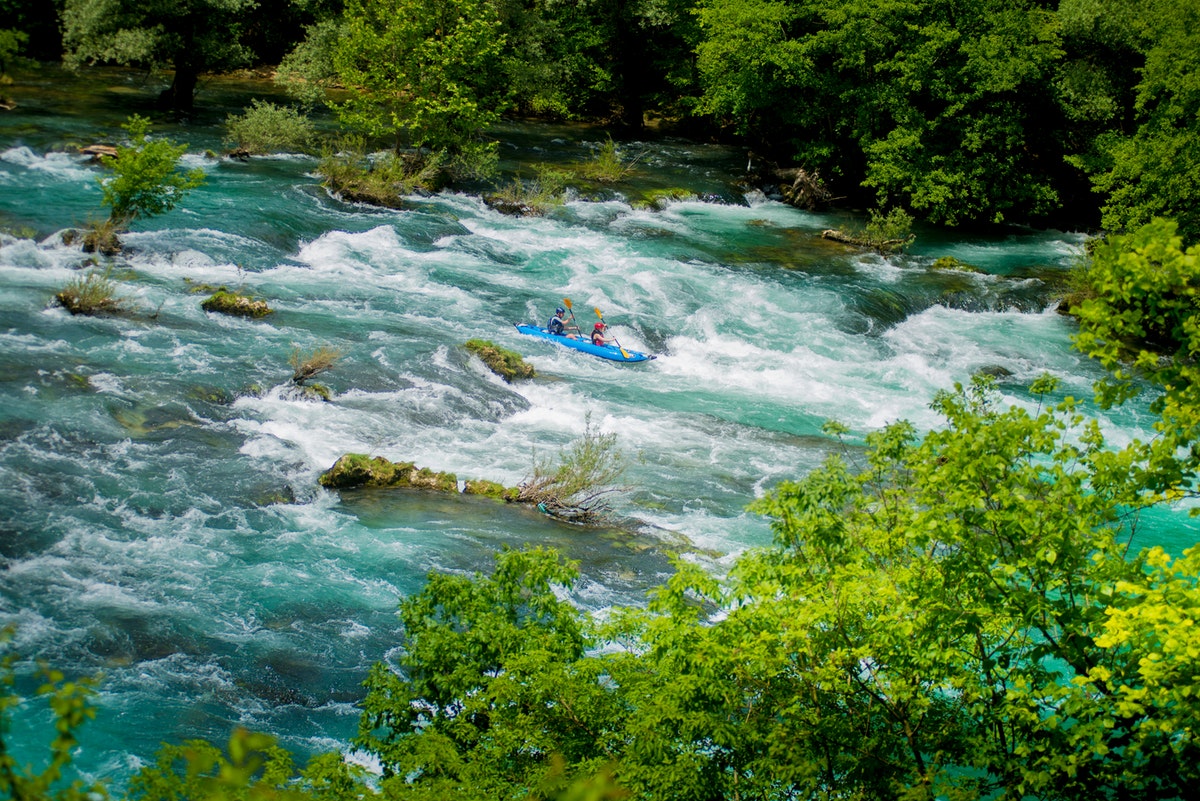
[158,64,199,115]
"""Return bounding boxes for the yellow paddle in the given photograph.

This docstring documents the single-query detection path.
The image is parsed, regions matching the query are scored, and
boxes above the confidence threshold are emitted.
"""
[594,306,631,359]
[561,297,582,335]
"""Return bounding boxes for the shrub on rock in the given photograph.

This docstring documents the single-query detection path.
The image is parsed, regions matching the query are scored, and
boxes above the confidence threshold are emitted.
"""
[201,289,273,318]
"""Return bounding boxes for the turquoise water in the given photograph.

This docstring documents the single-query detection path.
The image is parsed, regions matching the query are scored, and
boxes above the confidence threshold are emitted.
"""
[1,67,1196,784]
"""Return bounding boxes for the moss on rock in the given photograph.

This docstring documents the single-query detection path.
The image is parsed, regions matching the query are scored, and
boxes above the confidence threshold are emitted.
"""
[463,479,520,501]
[410,467,459,492]
[319,454,460,492]
[201,289,273,318]
[464,339,535,382]
[319,454,410,489]
[931,256,985,274]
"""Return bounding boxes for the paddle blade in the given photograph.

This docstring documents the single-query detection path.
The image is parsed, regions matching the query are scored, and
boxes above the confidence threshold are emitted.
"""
[594,307,603,319]
[563,297,572,309]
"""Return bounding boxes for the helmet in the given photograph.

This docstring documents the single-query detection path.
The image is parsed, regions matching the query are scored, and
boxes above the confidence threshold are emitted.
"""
[555,307,565,315]
[594,322,605,330]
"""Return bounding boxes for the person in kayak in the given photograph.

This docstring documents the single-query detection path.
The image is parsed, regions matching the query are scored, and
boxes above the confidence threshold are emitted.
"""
[547,307,578,338]
[591,322,612,346]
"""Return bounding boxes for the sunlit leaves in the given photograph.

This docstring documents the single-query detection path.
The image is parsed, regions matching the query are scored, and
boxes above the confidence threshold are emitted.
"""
[330,0,507,171]
[98,115,204,227]
[1073,217,1200,495]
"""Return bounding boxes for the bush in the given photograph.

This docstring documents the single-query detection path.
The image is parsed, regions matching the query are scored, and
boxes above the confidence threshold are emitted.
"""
[224,100,316,155]
[483,167,571,216]
[99,115,205,227]
[863,206,915,252]
[55,270,127,315]
[80,217,122,255]
[317,137,444,207]
[577,136,640,183]
[517,417,629,523]
[289,345,343,385]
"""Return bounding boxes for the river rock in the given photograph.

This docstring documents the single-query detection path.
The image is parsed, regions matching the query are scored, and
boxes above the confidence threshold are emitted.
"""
[463,479,520,501]
[319,453,457,491]
[464,339,535,382]
[201,289,273,318]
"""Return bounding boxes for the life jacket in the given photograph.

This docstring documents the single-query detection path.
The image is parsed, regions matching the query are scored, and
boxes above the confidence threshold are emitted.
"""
[547,316,565,335]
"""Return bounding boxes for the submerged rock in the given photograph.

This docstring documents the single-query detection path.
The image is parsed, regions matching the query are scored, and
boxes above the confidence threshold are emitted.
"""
[931,256,985,274]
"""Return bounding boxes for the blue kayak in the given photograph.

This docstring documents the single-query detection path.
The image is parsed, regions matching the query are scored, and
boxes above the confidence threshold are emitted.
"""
[514,323,655,363]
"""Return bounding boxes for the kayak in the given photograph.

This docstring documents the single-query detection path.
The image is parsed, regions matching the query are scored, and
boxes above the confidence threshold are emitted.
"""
[514,323,656,363]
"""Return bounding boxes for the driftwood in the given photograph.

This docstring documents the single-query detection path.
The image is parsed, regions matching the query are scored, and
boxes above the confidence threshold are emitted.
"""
[80,144,119,162]
[775,167,833,210]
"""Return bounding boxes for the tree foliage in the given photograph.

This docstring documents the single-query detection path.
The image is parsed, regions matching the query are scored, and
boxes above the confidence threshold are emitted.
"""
[325,0,508,176]
[1055,0,1200,243]
[0,0,1181,228]
[225,99,316,154]
[345,372,1199,800]
[0,626,102,801]
[98,115,204,227]
[61,0,260,112]
[696,0,1065,224]
[1072,217,1200,496]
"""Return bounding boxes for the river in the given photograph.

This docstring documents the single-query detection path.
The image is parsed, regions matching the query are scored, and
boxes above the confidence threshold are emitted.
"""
[1,66,1194,785]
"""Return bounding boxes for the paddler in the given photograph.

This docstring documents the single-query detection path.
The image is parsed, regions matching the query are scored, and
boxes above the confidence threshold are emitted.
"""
[547,306,579,338]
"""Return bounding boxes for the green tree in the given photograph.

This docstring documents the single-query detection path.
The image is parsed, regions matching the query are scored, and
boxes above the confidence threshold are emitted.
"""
[61,0,259,114]
[496,0,700,127]
[0,0,62,61]
[695,0,1067,226]
[0,27,26,79]
[1071,217,1200,497]
[99,115,205,227]
[324,0,509,177]
[128,729,377,801]
[355,546,603,796]
[1074,0,1200,244]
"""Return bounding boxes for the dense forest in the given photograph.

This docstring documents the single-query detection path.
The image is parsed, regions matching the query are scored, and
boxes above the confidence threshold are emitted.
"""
[4,1,1200,800]
[2,0,1199,243]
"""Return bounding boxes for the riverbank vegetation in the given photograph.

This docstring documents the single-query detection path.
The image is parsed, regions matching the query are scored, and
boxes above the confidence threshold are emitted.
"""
[4,0,1195,243]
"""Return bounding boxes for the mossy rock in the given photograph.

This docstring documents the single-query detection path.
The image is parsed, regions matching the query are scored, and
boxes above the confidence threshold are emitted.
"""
[201,289,273,318]
[464,339,535,382]
[632,188,694,210]
[482,195,542,217]
[300,383,333,402]
[319,454,413,489]
[463,479,520,501]
[931,256,985,274]
[409,467,459,492]
[319,454,457,492]
[81,226,122,256]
